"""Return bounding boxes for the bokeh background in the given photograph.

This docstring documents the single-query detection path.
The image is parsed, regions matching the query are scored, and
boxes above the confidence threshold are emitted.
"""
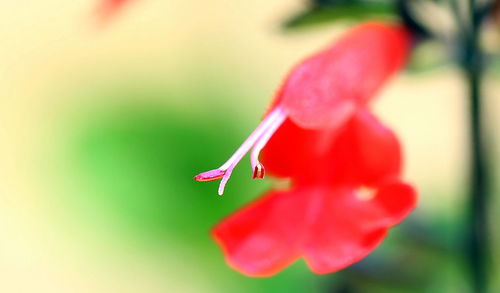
[0,0,499,292]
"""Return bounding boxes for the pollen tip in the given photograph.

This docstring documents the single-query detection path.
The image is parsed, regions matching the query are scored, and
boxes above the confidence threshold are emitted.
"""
[194,169,226,182]
[252,164,265,179]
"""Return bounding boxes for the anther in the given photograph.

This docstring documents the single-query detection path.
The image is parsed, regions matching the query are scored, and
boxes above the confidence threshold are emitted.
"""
[252,163,265,179]
[194,169,226,182]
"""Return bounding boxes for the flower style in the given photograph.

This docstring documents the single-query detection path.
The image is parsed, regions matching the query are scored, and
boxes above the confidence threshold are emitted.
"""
[195,22,417,276]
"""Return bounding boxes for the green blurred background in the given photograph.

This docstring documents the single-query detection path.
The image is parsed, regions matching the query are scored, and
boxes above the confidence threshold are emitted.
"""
[0,0,499,292]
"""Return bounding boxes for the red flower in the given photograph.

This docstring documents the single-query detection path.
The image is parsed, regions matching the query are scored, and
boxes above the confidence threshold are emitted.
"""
[195,22,417,276]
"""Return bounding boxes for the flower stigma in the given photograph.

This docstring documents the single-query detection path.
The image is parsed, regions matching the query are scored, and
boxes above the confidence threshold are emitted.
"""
[194,106,287,195]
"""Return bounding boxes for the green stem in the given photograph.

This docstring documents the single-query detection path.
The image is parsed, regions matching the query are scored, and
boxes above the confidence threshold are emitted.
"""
[464,1,490,292]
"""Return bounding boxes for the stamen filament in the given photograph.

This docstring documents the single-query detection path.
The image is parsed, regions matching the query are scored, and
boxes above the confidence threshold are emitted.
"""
[250,111,286,179]
[217,106,286,195]
[194,105,287,196]
[220,106,284,170]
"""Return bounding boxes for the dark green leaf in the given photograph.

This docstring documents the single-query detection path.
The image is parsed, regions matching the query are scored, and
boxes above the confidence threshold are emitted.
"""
[284,1,396,30]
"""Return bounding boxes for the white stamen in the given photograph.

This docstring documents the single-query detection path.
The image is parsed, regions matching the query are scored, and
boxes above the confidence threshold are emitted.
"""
[215,106,286,195]
[219,107,283,170]
[218,168,233,195]
[250,111,286,174]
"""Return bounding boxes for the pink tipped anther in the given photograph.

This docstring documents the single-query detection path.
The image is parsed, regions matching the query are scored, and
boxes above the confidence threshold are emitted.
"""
[194,169,226,182]
[194,105,286,195]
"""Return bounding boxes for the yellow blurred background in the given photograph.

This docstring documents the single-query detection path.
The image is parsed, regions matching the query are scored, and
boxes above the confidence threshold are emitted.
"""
[0,0,499,292]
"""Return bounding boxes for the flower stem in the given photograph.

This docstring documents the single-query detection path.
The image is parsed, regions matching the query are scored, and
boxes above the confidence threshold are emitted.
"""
[463,1,490,292]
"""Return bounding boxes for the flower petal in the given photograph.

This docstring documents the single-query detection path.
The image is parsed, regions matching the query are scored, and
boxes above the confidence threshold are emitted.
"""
[302,182,416,274]
[302,186,389,274]
[263,109,401,186]
[262,118,325,182]
[331,109,402,185]
[213,182,416,276]
[212,190,307,277]
[372,179,417,226]
[277,23,410,129]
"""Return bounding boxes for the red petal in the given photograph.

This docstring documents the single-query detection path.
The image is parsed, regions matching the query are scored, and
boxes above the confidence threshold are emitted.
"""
[213,182,416,276]
[331,109,402,185]
[212,190,306,277]
[263,109,401,186]
[275,22,410,129]
[261,118,326,182]
[372,179,417,226]
[303,182,416,274]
